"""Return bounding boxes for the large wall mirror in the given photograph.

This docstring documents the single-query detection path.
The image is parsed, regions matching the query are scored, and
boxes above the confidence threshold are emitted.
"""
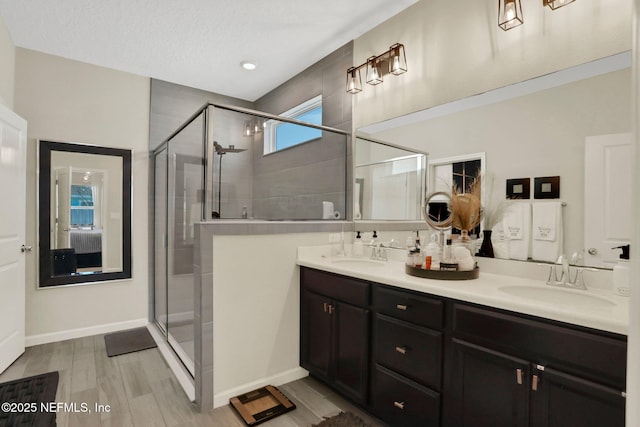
[356,52,632,269]
[354,135,427,221]
[38,140,132,287]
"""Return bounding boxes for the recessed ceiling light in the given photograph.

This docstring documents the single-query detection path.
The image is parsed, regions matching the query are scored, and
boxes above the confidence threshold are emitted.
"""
[241,61,256,71]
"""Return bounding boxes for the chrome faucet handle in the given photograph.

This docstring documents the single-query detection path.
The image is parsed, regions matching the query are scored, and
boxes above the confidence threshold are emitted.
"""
[555,254,571,285]
[546,265,560,285]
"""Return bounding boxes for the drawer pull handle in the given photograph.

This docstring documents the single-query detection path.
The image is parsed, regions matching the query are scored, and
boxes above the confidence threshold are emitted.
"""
[323,302,328,313]
[395,346,408,355]
[532,374,539,391]
[516,369,523,385]
[396,304,408,311]
[393,401,405,410]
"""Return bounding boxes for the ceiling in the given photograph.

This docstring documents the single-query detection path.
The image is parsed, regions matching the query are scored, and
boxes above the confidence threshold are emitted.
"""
[0,0,418,101]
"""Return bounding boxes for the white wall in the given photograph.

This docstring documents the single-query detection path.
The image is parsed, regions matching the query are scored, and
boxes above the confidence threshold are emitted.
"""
[353,0,632,128]
[0,14,14,108]
[14,48,150,341]
[211,232,333,407]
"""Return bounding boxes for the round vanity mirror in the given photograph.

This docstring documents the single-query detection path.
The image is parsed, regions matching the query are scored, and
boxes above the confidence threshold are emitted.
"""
[423,191,453,230]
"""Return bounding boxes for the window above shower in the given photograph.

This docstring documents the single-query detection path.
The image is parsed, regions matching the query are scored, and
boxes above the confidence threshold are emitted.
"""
[263,95,323,155]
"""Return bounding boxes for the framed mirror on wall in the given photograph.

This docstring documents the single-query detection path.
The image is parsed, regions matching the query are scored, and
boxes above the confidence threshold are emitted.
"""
[38,140,132,287]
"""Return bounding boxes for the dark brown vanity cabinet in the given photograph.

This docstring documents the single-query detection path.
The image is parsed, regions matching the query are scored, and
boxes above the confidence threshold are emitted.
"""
[446,303,627,427]
[370,285,444,427]
[299,268,628,426]
[300,268,371,404]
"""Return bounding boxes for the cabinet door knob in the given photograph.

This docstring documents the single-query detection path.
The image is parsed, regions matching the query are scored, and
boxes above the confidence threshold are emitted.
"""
[21,245,32,253]
[393,401,405,410]
[396,304,408,311]
[395,346,408,355]
[516,368,523,385]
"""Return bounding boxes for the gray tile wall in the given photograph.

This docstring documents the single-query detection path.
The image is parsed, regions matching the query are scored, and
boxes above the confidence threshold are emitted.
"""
[253,42,353,220]
[149,79,253,151]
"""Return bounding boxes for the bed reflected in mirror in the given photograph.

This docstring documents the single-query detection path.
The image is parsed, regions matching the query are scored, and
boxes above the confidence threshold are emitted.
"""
[38,140,132,287]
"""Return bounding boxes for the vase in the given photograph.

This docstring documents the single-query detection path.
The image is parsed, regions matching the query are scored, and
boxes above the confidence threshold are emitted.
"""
[478,229,495,258]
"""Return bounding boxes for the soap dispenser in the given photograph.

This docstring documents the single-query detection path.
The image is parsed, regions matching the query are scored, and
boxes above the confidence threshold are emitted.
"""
[353,231,364,258]
[612,244,630,297]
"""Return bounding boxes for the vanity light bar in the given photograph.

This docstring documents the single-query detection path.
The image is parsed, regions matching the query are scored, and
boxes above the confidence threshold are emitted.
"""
[346,43,407,94]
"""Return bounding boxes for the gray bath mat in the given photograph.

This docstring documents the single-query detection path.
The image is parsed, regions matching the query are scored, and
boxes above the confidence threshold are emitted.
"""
[313,411,372,427]
[0,371,59,427]
[104,327,157,357]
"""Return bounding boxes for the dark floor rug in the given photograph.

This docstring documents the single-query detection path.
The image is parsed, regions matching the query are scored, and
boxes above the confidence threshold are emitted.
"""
[0,371,59,427]
[313,411,372,427]
[104,327,157,357]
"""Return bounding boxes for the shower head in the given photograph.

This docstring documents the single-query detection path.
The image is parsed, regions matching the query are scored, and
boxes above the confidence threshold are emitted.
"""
[214,141,247,155]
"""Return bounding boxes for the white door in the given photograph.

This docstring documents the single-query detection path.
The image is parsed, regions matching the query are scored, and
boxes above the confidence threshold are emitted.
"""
[584,133,634,268]
[54,167,71,248]
[0,104,27,374]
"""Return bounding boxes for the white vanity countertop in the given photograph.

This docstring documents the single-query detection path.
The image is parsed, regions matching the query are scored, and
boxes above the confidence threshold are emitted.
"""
[297,246,629,336]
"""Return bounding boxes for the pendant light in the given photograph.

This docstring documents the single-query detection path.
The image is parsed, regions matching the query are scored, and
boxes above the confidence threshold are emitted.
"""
[498,0,524,31]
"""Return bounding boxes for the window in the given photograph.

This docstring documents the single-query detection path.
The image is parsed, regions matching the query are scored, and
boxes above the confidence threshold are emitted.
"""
[70,184,95,226]
[264,95,322,154]
[429,153,485,237]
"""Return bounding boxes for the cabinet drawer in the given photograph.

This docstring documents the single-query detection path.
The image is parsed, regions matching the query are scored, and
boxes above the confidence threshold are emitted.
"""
[373,286,443,329]
[371,364,440,427]
[375,314,442,390]
[452,303,627,388]
[301,268,370,307]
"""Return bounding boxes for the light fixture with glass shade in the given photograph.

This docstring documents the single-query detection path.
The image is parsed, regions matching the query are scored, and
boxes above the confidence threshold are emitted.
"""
[499,0,577,31]
[389,43,407,75]
[366,56,383,85]
[498,0,524,31]
[346,67,363,94]
[243,118,265,137]
[346,43,407,94]
[543,0,575,9]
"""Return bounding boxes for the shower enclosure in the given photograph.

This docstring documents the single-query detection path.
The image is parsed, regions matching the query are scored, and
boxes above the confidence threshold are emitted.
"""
[152,103,349,385]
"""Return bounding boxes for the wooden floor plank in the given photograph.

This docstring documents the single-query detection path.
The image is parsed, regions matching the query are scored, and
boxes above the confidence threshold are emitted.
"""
[3,333,386,427]
[129,393,168,427]
[118,356,153,399]
[152,376,200,427]
[96,373,134,427]
[67,388,101,427]
[278,379,342,420]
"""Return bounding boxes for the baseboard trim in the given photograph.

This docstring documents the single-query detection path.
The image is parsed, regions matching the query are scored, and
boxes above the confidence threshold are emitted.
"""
[25,318,148,347]
[213,367,309,408]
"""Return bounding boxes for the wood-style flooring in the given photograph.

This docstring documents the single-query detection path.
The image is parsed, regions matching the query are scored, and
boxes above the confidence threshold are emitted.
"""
[0,334,385,427]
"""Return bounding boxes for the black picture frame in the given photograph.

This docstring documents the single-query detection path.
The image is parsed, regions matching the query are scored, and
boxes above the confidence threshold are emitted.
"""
[534,176,561,199]
[38,140,132,287]
[506,178,531,199]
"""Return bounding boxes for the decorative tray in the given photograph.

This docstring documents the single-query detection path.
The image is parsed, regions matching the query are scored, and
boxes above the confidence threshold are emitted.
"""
[405,264,479,280]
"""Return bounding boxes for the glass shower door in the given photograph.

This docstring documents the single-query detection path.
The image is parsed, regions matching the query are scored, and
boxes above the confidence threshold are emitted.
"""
[166,112,206,376]
[154,148,168,334]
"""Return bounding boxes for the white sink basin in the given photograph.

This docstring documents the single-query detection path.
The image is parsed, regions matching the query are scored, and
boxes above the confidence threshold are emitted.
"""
[329,258,387,268]
[499,285,615,308]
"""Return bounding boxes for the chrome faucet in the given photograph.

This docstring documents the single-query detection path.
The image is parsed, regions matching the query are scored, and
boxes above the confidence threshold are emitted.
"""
[370,243,388,261]
[543,253,597,290]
